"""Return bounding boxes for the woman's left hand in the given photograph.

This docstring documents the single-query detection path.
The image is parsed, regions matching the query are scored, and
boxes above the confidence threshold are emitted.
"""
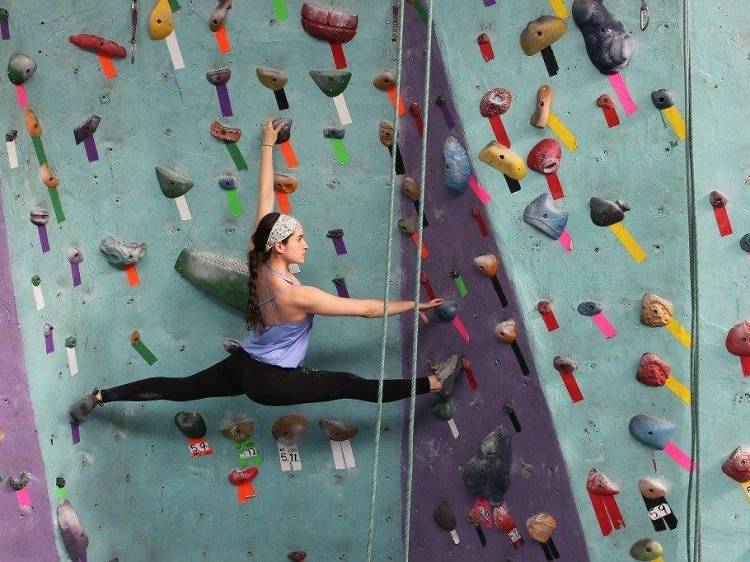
[418,298,445,311]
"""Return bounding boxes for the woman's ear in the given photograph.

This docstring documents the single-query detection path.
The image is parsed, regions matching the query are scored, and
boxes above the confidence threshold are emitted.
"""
[274,241,285,254]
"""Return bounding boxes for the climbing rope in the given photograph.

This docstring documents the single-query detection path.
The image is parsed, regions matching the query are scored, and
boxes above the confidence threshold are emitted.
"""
[682,0,702,559]
[365,0,434,559]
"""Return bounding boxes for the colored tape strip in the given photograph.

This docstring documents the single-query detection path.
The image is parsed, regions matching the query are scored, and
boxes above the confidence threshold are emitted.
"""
[49,188,65,222]
[168,0,181,10]
[165,31,185,70]
[15,487,31,509]
[271,0,288,20]
[468,176,491,205]
[541,311,559,331]
[32,137,47,165]
[546,173,564,199]
[174,195,191,220]
[0,19,10,39]
[603,494,625,530]
[591,312,616,338]
[547,112,578,151]
[216,84,233,116]
[124,264,140,286]
[7,140,18,168]
[71,262,82,287]
[666,318,691,348]
[452,316,470,343]
[331,138,349,164]
[237,481,254,503]
[662,106,686,140]
[333,94,352,126]
[541,46,559,77]
[71,421,80,444]
[15,84,28,108]
[38,225,50,253]
[453,275,468,297]
[471,208,489,236]
[226,189,242,217]
[607,73,638,115]
[276,192,290,214]
[410,233,428,258]
[558,228,573,252]
[713,205,732,237]
[489,115,510,147]
[45,332,54,353]
[386,87,407,116]
[511,341,530,375]
[663,441,694,471]
[132,339,158,365]
[412,0,429,25]
[609,222,647,263]
[479,41,494,62]
[279,141,298,168]
[55,486,66,501]
[601,105,620,128]
[330,42,347,70]
[560,371,583,402]
[439,105,455,129]
[332,237,347,256]
[548,0,569,18]
[483,0,496,6]
[97,54,117,79]
[665,374,691,405]
[214,26,231,54]
[739,482,750,503]
[491,276,508,307]
[226,142,248,170]
[83,136,99,162]
[741,356,750,377]
[421,276,435,300]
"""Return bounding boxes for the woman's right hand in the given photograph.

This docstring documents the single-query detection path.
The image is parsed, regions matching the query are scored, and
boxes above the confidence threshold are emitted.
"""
[418,298,445,311]
[262,118,283,145]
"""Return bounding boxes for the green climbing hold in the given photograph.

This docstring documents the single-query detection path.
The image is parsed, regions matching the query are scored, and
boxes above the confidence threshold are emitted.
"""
[31,275,41,286]
[174,411,207,439]
[309,69,352,97]
[431,396,456,421]
[65,337,76,348]
[174,249,249,312]
[155,166,193,198]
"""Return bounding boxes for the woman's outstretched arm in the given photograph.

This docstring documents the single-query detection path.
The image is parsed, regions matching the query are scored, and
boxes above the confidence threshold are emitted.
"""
[250,119,282,252]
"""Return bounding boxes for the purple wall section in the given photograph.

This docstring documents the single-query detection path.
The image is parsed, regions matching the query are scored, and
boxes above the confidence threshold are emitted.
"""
[397,8,589,560]
[0,185,58,559]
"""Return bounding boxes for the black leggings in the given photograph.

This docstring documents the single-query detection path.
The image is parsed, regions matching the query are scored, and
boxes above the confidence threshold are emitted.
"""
[101,350,431,406]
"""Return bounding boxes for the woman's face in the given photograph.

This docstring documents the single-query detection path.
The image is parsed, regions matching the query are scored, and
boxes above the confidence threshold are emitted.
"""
[277,226,308,264]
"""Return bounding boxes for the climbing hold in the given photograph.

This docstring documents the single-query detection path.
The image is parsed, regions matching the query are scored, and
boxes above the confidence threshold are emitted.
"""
[523,193,568,240]
[460,426,512,505]
[174,249,250,312]
[69,34,127,58]
[586,468,619,494]
[577,301,601,316]
[256,66,287,90]
[478,141,527,180]
[174,411,208,439]
[435,299,458,322]
[726,320,750,358]
[650,89,674,110]
[326,228,344,240]
[323,127,345,139]
[537,300,553,314]
[596,93,616,109]
[30,207,49,226]
[223,337,241,352]
[629,538,663,561]
[372,70,396,91]
[40,163,59,188]
[526,513,557,542]
[433,500,457,531]
[56,476,66,488]
[572,0,634,74]
[220,418,255,442]
[24,108,41,137]
[741,234,750,253]
[519,16,567,55]
[444,136,472,193]
[378,120,394,147]
[8,53,37,85]
[44,323,54,337]
[148,0,174,40]
[7,471,29,490]
[640,293,674,327]
[628,413,675,450]
[553,356,577,373]
[99,236,146,268]
[155,166,194,198]
[274,173,299,194]
[300,3,358,43]
[130,330,142,345]
[73,115,101,145]
[218,174,238,190]
[287,552,306,562]
[210,0,233,31]
[272,118,292,144]
[57,500,89,562]
[6,129,17,142]
[319,418,358,441]
[65,336,76,348]
[527,138,562,175]
[709,190,728,208]
[400,176,419,201]
[206,67,231,86]
[636,352,671,386]
[431,396,456,420]
[209,121,241,142]
[479,88,512,117]
[494,319,517,343]
[531,85,553,128]
[66,248,83,264]
[638,477,667,498]
[473,254,499,278]
[227,467,259,486]
[272,414,308,446]
[589,197,629,226]
[309,69,352,97]
[722,446,750,482]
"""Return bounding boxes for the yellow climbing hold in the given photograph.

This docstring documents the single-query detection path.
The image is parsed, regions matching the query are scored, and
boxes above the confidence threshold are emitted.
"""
[149,0,174,40]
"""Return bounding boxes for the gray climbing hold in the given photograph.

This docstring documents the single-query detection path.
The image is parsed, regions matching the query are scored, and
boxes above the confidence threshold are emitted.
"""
[444,136,471,193]
[628,413,675,450]
[460,426,512,506]
[206,67,231,86]
[323,127,345,139]
[589,197,629,226]
[99,235,146,268]
[553,356,577,372]
[210,0,232,31]
[431,396,456,421]
[8,53,37,85]
[73,115,101,145]
[222,336,241,352]
[577,301,602,316]
[272,118,292,144]
[740,233,750,253]
[30,207,49,226]
[434,353,462,397]
[174,411,207,439]
[256,66,288,91]
[309,69,352,97]
[67,248,83,264]
[219,174,238,190]
[6,128,17,142]
[435,299,458,321]
[523,193,568,240]
[156,166,194,198]
[57,500,89,562]
[572,0,634,74]
[650,89,674,110]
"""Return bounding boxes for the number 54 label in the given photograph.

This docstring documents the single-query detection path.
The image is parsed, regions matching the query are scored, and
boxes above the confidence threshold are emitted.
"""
[187,437,213,457]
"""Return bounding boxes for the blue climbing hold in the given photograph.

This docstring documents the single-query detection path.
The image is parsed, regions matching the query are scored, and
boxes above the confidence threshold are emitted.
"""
[628,413,675,450]
[443,136,471,193]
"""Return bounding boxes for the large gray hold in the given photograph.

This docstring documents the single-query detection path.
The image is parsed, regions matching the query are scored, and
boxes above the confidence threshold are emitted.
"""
[459,426,512,506]
[572,0,634,74]
[57,500,89,562]
[99,235,146,268]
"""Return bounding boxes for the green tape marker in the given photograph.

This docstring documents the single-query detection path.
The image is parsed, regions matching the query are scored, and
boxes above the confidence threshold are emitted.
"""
[452,274,468,297]
[271,0,288,20]
[55,486,66,500]
[168,0,181,11]
[32,137,47,165]
[330,138,349,164]
[236,438,263,468]
[225,189,242,217]
[412,1,429,25]
[48,189,65,223]
[131,331,158,365]
[225,142,248,171]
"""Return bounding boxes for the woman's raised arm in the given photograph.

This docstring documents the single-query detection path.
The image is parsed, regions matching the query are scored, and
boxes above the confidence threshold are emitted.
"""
[250,119,282,252]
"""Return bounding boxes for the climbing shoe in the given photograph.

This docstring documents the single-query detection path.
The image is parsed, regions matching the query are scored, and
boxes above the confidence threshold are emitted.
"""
[433,353,463,398]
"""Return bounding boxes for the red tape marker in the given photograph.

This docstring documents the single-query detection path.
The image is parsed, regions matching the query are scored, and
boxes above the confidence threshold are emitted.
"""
[477,33,494,62]
[559,371,583,402]
[537,301,559,332]
[409,102,424,136]
[330,42,346,69]
[546,173,564,199]
[597,94,620,128]
[488,115,510,148]
[493,505,524,549]
[741,356,750,377]
[471,208,489,237]
[709,191,732,237]
[462,357,477,389]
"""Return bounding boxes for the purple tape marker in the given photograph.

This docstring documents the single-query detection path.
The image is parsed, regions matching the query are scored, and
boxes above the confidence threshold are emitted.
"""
[70,262,81,286]
[435,95,455,129]
[38,224,50,253]
[83,136,99,162]
[216,84,233,117]
[44,323,54,353]
[483,0,496,5]
[0,19,10,40]
[327,229,347,256]
[332,278,350,297]
[71,422,80,444]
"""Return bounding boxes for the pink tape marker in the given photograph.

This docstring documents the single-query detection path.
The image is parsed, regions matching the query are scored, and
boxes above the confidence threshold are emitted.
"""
[15,84,28,108]
[469,176,492,205]
[558,229,573,253]
[452,316,470,343]
[607,73,637,116]
[16,487,31,509]
[579,301,617,338]
[664,442,695,472]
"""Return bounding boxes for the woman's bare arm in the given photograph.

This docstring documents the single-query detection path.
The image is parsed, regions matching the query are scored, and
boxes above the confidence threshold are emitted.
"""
[250,119,282,252]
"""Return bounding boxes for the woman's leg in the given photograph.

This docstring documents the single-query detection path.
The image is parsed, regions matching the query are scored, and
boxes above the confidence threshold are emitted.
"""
[242,363,431,406]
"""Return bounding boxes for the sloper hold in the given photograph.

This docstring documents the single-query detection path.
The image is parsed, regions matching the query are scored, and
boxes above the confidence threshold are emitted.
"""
[210,121,241,142]
[67,248,83,264]
[319,418,358,441]
[709,190,728,207]
[553,355,577,372]
[149,0,174,40]
[433,501,457,531]
[274,173,299,194]
[586,468,619,494]
[596,93,615,109]
[300,3,358,43]
[256,66,288,91]
[372,70,396,91]
[206,67,231,86]
[537,300,553,314]
[309,69,351,97]
[400,176,419,201]
[640,293,674,327]
[636,352,671,386]
[444,136,472,193]
[650,89,675,110]
[74,115,101,145]
[638,477,667,498]
[57,500,89,562]
[175,411,207,439]
[460,426,512,506]
[725,320,750,356]
[531,85,553,128]
[174,249,249,312]
[272,414,308,446]
[155,166,194,198]
[630,539,663,561]
[8,53,37,85]
[722,446,750,482]
[527,138,562,175]
[523,193,568,240]
[473,254,499,277]
[494,319,517,343]
[577,301,601,316]
[478,141,527,180]
[99,235,146,268]
[520,16,567,55]
[40,163,59,188]
[572,0,634,74]
[479,88,512,117]
[272,118,292,144]
[526,513,557,542]
[589,196,629,226]
[628,413,675,450]
[228,467,259,485]
[210,0,233,31]
[741,234,750,253]
[69,34,127,58]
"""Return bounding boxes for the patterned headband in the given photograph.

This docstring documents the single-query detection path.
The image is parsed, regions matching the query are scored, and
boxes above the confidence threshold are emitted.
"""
[265,214,300,252]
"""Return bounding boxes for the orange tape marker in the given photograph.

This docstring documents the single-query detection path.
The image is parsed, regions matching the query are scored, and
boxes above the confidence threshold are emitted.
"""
[97,54,117,79]
[386,86,407,116]
[279,141,298,168]
[124,264,140,286]
[276,192,291,214]
[214,26,231,54]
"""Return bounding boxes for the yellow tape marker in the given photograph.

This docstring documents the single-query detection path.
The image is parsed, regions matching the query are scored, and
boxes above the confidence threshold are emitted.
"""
[548,0,569,18]
[662,106,686,140]
[547,112,578,151]
[740,481,750,503]
[609,222,647,263]
[653,558,665,562]
[665,374,691,405]
[666,318,692,348]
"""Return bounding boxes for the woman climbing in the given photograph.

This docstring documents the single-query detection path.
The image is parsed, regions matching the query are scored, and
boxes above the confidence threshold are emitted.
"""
[69,119,459,423]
